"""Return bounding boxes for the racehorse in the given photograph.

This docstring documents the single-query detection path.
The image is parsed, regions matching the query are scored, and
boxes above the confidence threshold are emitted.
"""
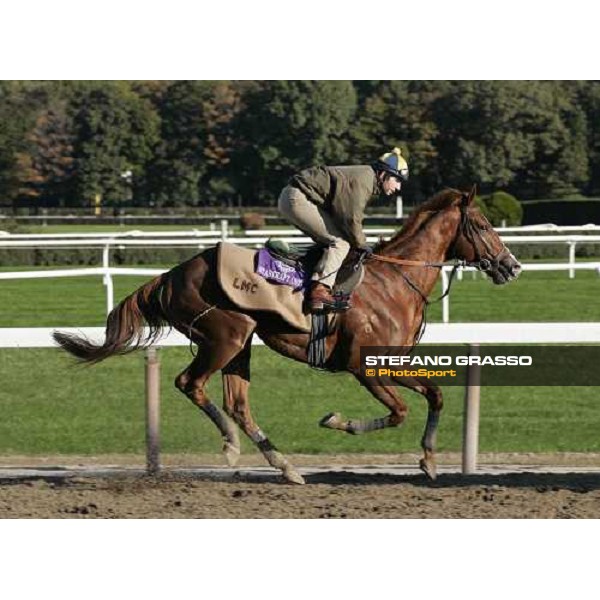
[53,187,521,484]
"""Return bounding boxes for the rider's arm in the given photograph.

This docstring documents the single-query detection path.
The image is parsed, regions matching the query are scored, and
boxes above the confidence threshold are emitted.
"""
[342,211,367,248]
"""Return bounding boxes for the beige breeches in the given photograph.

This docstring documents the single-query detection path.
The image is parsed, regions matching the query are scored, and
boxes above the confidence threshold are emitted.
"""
[277,185,350,288]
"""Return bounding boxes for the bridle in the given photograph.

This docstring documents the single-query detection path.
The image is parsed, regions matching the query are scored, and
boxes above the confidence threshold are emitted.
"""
[455,194,512,274]
[365,195,510,343]
[371,195,507,272]
[369,194,509,280]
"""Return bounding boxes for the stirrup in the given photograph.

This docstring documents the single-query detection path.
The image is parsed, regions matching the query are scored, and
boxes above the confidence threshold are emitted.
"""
[309,298,337,314]
[332,291,351,312]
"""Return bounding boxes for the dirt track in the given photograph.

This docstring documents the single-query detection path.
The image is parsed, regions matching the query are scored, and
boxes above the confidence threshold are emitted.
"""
[1,454,600,518]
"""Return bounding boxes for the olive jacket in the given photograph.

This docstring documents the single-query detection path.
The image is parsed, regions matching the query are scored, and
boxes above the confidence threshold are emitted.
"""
[288,165,379,248]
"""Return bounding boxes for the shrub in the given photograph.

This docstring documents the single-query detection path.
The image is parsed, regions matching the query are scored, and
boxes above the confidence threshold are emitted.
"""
[474,195,488,216]
[478,191,523,226]
[240,212,266,230]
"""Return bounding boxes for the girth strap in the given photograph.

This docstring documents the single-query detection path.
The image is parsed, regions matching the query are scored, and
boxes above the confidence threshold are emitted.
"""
[307,313,328,369]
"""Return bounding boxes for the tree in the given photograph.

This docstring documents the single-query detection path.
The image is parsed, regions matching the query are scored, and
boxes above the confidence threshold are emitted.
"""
[232,80,358,204]
[578,81,600,196]
[145,80,244,207]
[433,81,589,199]
[0,81,52,210]
[14,101,76,207]
[352,80,450,203]
[70,82,160,208]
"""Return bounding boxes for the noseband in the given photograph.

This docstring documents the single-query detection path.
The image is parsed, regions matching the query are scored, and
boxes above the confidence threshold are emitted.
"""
[370,195,508,274]
[457,196,510,273]
[368,195,510,346]
[369,194,511,305]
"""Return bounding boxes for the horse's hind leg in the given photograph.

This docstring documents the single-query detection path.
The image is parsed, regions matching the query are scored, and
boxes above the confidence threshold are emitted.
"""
[222,339,305,485]
[320,374,408,434]
[175,351,241,465]
[174,321,257,466]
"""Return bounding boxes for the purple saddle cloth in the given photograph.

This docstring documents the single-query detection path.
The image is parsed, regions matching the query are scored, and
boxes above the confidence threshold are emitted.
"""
[256,249,306,290]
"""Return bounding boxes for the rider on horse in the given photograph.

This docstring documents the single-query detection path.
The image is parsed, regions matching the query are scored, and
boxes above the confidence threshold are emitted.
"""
[277,148,409,313]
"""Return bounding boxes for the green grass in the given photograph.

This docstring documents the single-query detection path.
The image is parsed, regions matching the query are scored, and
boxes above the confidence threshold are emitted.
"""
[0,269,598,327]
[427,270,600,322]
[0,266,599,456]
[1,346,599,455]
[0,271,165,327]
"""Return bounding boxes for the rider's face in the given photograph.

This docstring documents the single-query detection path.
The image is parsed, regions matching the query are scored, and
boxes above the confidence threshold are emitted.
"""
[382,174,402,196]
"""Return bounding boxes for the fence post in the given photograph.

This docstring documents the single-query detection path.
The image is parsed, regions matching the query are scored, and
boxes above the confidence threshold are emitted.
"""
[220,219,229,241]
[145,347,161,475]
[568,241,576,279]
[462,343,481,475]
[396,195,403,219]
[441,268,450,323]
[102,243,114,314]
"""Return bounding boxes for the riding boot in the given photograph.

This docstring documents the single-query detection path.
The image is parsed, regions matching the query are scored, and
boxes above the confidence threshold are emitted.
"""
[308,282,337,313]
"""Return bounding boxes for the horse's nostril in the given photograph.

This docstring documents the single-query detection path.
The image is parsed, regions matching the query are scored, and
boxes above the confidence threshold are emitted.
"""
[510,263,522,278]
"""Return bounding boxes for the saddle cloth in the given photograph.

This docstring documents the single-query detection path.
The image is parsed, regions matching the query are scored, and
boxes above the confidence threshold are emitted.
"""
[217,242,364,332]
[218,242,313,332]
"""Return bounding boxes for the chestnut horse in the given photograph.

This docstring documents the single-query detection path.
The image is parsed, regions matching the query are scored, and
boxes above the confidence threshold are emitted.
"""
[53,187,521,484]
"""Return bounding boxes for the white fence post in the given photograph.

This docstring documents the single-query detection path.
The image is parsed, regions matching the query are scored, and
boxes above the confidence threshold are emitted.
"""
[441,268,450,323]
[102,244,114,314]
[4,324,600,477]
[568,241,577,279]
[396,196,403,219]
[145,347,161,475]
[220,219,229,241]
[462,343,481,475]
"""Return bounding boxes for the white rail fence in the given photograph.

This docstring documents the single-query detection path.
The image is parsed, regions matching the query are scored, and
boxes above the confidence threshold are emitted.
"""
[0,227,599,321]
[1,225,600,279]
[1,261,599,322]
[1,323,599,475]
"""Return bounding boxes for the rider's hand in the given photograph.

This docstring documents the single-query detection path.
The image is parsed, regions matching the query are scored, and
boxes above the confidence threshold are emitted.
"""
[359,246,373,257]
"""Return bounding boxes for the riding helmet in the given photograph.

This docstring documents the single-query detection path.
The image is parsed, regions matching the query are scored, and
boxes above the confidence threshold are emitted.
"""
[373,147,409,182]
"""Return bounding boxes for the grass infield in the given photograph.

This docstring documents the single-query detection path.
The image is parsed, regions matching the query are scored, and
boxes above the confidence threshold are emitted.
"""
[1,346,599,456]
[0,268,599,327]
[0,266,599,455]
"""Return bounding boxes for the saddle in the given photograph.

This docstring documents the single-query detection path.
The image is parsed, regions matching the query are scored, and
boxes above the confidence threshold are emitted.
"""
[264,239,365,304]
[217,241,365,333]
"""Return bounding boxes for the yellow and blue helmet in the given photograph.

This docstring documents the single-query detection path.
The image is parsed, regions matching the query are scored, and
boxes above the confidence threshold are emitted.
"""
[373,147,409,182]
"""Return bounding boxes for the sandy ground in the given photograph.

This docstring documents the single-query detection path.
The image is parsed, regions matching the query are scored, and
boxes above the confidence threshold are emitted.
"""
[1,453,599,518]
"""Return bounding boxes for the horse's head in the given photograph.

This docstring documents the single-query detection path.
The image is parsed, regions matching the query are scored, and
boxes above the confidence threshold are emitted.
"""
[450,186,522,284]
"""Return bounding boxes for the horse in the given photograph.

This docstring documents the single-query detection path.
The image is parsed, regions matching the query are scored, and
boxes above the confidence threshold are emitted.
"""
[53,187,521,484]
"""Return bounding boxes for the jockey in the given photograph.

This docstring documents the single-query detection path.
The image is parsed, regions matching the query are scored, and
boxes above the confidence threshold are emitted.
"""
[277,147,409,313]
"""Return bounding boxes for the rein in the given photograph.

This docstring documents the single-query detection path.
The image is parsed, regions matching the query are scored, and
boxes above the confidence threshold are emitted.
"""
[367,254,449,268]
[368,254,465,304]
[368,196,505,300]
[366,197,500,345]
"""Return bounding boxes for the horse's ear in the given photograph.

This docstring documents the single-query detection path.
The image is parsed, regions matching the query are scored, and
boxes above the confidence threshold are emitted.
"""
[467,184,477,205]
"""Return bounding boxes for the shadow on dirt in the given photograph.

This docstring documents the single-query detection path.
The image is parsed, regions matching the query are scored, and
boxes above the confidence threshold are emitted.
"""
[302,470,600,491]
[2,470,600,492]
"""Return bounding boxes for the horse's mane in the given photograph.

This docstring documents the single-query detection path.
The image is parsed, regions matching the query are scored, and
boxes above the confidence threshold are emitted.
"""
[372,188,462,253]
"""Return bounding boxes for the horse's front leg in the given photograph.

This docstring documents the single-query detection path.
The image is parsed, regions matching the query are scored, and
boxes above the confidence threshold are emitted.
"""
[393,374,443,480]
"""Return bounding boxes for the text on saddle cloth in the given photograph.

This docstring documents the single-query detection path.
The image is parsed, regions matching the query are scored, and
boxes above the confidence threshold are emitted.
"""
[255,249,307,290]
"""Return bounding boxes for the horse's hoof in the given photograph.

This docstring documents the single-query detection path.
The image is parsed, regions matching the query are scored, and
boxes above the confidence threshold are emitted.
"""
[283,467,306,485]
[319,412,342,429]
[419,458,437,481]
[223,442,241,467]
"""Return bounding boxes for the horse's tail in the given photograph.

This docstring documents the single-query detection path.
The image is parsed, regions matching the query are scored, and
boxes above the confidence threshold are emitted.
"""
[52,273,170,364]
